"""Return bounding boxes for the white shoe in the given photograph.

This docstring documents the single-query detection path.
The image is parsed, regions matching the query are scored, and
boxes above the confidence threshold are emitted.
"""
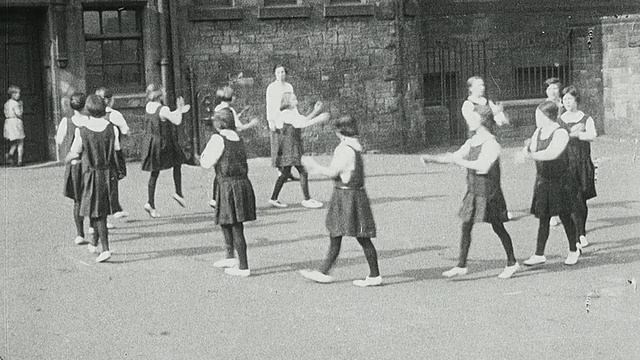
[550,216,561,227]
[442,267,468,278]
[172,193,186,207]
[74,236,88,245]
[498,263,520,279]
[299,269,334,283]
[353,276,383,287]
[301,199,323,209]
[96,251,111,263]
[223,267,250,277]
[87,244,99,254]
[106,222,115,229]
[523,255,546,266]
[579,235,589,248]
[208,199,217,208]
[144,203,159,218]
[113,210,129,219]
[565,251,580,265]
[213,258,238,268]
[268,199,288,208]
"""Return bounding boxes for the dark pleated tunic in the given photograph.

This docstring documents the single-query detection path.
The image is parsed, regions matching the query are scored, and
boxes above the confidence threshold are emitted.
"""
[141,106,186,172]
[458,139,509,223]
[62,114,84,202]
[275,123,303,167]
[530,128,580,218]
[214,136,256,225]
[78,123,121,218]
[326,145,377,238]
[558,114,597,200]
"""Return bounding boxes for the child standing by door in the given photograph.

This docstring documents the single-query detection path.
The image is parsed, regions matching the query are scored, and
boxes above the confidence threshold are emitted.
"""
[4,85,25,166]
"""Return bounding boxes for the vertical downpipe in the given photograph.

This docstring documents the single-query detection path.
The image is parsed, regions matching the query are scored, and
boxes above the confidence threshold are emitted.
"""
[48,8,61,162]
[394,0,408,152]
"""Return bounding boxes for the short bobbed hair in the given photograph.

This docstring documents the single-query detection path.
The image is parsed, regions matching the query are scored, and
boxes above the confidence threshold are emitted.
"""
[70,92,87,112]
[85,94,107,118]
[216,86,234,103]
[146,84,164,102]
[7,85,20,96]
[537,100,559,122]
[334,116,359,137]
[562,85,581,104]
[95,87,113,100]
[213,108,236,131]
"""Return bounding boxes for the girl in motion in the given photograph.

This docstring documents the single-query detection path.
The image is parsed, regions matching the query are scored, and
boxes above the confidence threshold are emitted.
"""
[422,76,518,279]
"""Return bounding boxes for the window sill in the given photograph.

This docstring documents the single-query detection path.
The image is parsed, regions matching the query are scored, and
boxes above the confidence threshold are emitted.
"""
[188,6,243,21]
[113,93,147,109]
[258,5,312,19]
[323,4,375,18]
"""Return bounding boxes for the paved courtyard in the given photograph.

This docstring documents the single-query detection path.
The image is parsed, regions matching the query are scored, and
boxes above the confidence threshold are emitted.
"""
[1,137,639,360]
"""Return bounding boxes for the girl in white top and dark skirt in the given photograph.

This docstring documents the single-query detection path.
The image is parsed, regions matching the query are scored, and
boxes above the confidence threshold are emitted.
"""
[299,116,381,287]
[56,92,89,245]
[422,76,518,279]
[523,101,581,266]
[66,95,121,263]
[140,84,191,217]
[200,108,256,277]
[269,92,329,209]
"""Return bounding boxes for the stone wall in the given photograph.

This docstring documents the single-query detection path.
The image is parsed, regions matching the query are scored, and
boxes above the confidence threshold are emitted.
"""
[601,14,640,137]
[176,0,420,156]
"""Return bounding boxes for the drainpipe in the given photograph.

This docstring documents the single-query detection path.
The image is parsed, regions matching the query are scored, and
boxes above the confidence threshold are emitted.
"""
[157,0,172,102]
[394,0,408,152]
[48,7,61,162]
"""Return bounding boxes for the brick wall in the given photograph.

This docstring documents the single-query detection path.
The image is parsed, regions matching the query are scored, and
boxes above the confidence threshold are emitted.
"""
[601,14,640,137]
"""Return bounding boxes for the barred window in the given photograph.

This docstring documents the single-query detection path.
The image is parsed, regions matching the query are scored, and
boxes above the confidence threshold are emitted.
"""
[83,8,144,92]
[264,0,297,5]
[514,64,568,99]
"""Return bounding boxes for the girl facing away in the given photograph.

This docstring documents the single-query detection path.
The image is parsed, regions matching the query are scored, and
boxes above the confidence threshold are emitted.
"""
[299,116,381,287]
[66,95,121,263]
[56,92,89,246]
[140,84,191,217]
[199,108,257,277]
[421,76,518,279]
[4,85,25,166]
[522,101,582,267]
[269,92,329,209]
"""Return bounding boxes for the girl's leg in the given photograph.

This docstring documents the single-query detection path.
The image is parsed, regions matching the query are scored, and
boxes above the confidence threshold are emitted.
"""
[147,170,160,208]
[74,202,85,238]
[89,218,99,247]
[7,142,16,158]
[94,216,110,253]
[534,216,551,256]
[457,221,474,268]
[294,165,310,201]
[172,165,183,198]
[356,237,380,277]
[231,223,248,270]
[319,236,342,275]
[560,214,578,252]
[16,139,23,164]
[220,224,235,259]
[270,166,291,200]
[491,222,516,266]
[581,204,588,236]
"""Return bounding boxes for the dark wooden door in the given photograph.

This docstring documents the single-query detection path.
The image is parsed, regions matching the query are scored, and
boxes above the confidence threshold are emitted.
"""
[1,9,47,163]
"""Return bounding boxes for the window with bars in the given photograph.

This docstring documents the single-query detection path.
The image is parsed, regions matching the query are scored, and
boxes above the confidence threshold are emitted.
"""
[83,8,144,93]
[514,64,568,99]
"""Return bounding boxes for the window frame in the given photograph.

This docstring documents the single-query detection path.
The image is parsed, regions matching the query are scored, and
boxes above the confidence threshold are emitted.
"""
[82,6,145,93]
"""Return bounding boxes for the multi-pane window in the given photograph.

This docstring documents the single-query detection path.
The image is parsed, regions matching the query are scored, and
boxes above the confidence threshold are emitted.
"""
[83,8,143,92]
[514,65,568,100]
